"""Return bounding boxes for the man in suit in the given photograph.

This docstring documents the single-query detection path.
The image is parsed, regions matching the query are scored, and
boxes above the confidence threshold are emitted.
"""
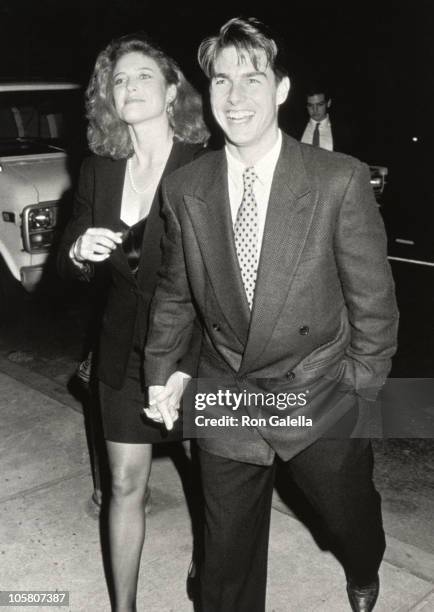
[300,86,358,154]
[144,17,398,612]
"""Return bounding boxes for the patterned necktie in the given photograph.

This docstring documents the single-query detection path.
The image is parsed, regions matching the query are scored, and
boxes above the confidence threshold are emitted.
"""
[234,167,259,309]
[312,122,320,147]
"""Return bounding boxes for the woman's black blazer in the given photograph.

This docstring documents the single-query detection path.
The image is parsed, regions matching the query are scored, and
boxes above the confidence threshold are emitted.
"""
[58,141,202,389]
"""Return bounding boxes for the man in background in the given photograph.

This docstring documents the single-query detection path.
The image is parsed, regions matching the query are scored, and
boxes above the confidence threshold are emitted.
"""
[300,86,358,154]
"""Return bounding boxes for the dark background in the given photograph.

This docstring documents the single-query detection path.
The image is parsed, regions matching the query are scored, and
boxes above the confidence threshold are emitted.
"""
[2,2,433,135]
[1,0,433,256]
[1,1,433,143]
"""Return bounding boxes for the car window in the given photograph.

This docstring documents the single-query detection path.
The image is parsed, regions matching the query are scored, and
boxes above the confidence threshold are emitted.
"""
[0,89,84,156]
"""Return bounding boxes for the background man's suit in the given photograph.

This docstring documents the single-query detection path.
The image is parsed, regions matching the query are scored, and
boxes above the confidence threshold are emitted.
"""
[145,132,398,611]
[295,116,360,155]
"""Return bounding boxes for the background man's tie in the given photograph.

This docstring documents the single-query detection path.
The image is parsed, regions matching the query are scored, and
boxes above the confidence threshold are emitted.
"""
[234,167,259,309]
[312,122,320,146]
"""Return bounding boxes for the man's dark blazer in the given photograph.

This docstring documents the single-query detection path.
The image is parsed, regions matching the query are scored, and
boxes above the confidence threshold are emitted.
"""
[57,141,201,389]
[145,133,398,464]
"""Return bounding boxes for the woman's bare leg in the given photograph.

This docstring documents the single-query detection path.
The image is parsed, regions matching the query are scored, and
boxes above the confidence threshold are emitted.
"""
[106,441,152,612]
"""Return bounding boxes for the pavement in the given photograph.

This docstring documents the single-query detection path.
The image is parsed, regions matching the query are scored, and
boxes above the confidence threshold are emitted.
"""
[1,358,433,612]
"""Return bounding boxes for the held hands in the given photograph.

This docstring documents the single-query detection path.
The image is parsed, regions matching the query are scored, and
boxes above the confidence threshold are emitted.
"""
[145,371,192,431]
[71,228,123,263]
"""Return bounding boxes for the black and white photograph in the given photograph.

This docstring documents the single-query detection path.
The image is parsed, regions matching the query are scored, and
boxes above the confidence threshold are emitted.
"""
[0,1,433,611]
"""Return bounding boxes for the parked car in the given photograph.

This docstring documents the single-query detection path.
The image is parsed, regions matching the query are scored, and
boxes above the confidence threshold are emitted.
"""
[0,81,83,305]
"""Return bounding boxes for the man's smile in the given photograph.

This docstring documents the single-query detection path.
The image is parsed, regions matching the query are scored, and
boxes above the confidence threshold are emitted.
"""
[226,110,255,123]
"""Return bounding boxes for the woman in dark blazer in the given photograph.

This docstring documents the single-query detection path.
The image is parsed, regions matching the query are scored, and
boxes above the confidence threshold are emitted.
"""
[58,33,208,611]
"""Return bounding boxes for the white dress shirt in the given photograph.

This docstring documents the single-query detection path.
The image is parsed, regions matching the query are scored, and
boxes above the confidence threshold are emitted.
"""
[225,130,282,254]
[301,115,334,151]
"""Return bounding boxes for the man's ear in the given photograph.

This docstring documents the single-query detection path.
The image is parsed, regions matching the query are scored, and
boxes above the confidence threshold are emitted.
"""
[276,76,290,106]
[327,98,332,109]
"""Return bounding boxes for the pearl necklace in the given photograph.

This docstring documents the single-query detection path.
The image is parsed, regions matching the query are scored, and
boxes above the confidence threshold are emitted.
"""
[127,158,155,195]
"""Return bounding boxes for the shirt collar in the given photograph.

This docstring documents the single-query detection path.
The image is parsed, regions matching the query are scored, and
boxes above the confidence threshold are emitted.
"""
[309,115,330,128]
[225,130,282,186]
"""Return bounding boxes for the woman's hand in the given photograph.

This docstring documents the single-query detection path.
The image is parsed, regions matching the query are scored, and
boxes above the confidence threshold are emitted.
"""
[71,228,123,263]
[145,371,192,430]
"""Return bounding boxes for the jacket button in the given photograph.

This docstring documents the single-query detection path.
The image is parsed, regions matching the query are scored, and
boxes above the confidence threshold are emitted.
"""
[212,323,221,332]
[299,325,310,335]
[286,371,295,380]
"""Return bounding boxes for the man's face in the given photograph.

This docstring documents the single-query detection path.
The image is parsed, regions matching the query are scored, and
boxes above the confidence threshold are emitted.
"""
[306,93,330,122]
[210,45,289,159]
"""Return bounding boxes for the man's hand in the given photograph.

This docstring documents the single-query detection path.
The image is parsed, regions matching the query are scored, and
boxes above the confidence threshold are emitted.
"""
[145,371,191,430]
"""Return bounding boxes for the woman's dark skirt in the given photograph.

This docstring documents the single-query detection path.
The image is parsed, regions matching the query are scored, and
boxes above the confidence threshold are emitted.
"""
[100,348,184,444]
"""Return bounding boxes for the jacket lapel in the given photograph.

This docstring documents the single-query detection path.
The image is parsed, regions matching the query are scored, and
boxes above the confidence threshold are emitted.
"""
[239,137,316,374]
[95,158,133,280]
[136,142,194,290]
[97,158,126,230]
[104,143,198,284]
[184,151,251,346]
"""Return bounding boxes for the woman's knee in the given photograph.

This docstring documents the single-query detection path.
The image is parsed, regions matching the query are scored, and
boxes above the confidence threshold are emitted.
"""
[110,465,149,499]
[107,442,152,499]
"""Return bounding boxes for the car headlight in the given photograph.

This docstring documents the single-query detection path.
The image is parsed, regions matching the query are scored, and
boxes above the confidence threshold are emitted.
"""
[368,165,388,199]
[22,202,59,253]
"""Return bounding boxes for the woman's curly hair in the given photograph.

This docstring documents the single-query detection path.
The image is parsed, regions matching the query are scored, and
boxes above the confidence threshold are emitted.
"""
[86,33,209,159]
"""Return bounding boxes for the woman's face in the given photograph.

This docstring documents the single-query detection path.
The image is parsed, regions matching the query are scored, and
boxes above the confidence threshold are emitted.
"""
[112,51,175,127]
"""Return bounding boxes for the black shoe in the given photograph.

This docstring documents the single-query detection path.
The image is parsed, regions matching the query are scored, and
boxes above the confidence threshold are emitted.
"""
[346,576,379,612]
